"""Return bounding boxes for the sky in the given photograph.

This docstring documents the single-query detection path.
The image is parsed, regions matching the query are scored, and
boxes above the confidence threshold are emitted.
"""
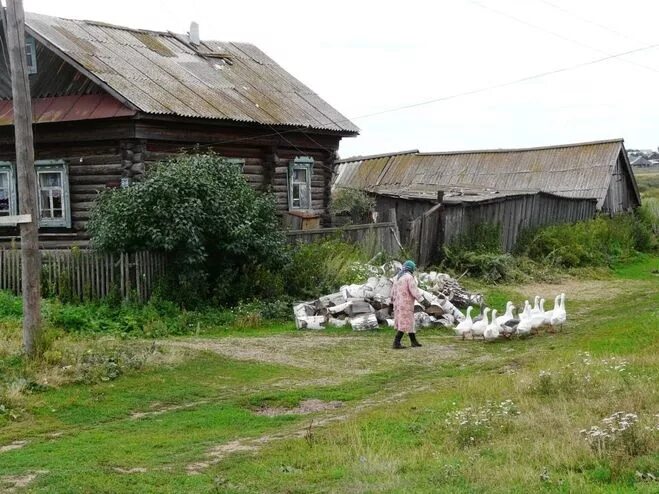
[21,0,659,158]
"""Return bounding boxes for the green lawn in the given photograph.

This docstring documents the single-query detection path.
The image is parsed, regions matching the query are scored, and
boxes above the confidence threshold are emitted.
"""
[0,257,657,493]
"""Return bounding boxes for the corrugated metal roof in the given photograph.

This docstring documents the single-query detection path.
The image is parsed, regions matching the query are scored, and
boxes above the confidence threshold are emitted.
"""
[335,139,637,208]
[23,12,358,134]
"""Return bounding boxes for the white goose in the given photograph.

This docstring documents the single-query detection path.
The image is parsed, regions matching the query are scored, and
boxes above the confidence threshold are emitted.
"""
[550,293,567,329]
[454,306,474,340]
[496,301,515,326]
[516,303,533,337]
[471,307,490,339]
[543,295,560,328]
[530,298,546,331]
[530,296,541,316]
[484,309,501,341]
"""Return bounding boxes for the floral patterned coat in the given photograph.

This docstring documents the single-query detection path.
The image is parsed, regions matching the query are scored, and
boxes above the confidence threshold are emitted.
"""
[391,272,424,333]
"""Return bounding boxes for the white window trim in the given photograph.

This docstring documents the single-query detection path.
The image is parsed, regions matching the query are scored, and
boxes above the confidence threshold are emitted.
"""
[0,161,18,217]
[287,156,313,211]
[35,160,71,228]
[26,36,37,75]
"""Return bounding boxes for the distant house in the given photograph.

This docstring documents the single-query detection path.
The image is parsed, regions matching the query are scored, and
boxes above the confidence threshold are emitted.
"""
[334,139,640,264]
[631,156,651,167]
[0,12,358,247]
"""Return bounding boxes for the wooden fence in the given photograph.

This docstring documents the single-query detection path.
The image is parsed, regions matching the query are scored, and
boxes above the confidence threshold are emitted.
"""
[0,250,166,302]
[287,214,402,257]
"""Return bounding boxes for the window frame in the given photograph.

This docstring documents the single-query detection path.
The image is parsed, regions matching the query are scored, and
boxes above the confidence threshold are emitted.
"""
[287,156,313,211]
[35,160,71,228]
[25,36,37,75]
[0,161,18,218]
[223,157,245,172]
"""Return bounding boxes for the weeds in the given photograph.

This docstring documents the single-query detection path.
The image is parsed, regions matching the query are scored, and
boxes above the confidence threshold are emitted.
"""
[580,410,658,478]
[444,399,520,447]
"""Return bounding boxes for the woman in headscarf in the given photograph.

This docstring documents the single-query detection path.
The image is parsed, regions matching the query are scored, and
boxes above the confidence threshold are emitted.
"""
[391,260,429,349]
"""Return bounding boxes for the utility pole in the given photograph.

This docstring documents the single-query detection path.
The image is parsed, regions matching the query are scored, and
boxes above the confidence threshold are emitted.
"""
[2,0,42,356]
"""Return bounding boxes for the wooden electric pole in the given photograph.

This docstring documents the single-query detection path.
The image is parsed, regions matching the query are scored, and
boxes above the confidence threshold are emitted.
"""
[2,0,42,356]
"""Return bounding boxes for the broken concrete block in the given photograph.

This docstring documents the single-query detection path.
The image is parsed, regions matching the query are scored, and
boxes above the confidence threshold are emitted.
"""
[345,300,375,317]
[327,317,348,327]
[349,314,379,331]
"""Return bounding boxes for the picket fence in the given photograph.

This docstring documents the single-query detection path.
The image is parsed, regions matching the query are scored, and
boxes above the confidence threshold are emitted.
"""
[0,249,166,302]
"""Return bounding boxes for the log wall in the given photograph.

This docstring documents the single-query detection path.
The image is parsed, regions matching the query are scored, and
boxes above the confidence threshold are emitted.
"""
[0,117,347,247]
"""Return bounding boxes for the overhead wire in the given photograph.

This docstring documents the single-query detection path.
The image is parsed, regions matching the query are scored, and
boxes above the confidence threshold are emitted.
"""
[172,38,659,154]
[536,0,647,45]
[468,0,659,75]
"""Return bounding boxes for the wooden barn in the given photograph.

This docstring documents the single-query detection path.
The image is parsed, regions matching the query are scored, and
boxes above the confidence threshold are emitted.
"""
[334,140,640,264]
[0,12,358,248]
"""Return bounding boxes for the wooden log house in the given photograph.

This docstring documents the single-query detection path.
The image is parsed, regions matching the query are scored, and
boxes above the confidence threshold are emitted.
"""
[0,12,358,248]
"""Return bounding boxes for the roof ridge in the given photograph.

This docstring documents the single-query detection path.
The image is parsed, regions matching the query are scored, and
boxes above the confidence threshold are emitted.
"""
[337,149,419,163]
[26,11,180,38]
[417,138,624,156]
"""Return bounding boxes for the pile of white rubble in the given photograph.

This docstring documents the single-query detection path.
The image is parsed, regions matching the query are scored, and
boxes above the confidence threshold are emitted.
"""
[293,261,483,331]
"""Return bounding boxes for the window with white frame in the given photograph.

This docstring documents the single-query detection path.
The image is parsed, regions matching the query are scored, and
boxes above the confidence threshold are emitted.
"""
[36,161,70,227]
[288,156,313,210]
[0,162,17,217]
[25,36,37,75]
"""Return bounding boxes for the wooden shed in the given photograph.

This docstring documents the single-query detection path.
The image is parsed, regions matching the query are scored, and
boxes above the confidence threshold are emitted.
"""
[334,140,634,265]
[335,139,641,215]
[0,12,358,248]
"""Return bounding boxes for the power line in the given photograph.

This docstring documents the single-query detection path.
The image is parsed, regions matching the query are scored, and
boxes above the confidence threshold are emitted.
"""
[164,38,659,154]
[469,0,659,75]
[536,0,647,46]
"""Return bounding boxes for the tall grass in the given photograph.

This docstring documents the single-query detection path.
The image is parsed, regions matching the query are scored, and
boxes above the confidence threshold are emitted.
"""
[518,213,656,268]
[285,237,371,299]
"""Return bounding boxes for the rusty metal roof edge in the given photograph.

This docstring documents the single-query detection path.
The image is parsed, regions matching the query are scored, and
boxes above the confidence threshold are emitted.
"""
[416,138,624,156]
[24,21,142,114]
[336,149,420,164]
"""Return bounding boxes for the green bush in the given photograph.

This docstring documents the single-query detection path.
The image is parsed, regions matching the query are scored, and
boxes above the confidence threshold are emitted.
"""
[285,238,369,299]
[440,223,524,282]
[0,291,22,318]
[88,153,289,306]
[329,188,375,218]
[518,213,656,268]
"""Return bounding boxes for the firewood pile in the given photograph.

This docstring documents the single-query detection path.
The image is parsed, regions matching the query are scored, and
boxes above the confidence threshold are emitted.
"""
[293,261,483,331]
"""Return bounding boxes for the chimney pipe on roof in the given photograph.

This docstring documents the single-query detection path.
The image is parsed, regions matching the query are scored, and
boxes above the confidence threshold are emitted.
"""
[189,22,200,45]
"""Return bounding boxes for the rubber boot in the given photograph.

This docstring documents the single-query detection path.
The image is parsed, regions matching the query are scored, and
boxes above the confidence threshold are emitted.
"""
[409,332,422,347]
[392,331,405,349]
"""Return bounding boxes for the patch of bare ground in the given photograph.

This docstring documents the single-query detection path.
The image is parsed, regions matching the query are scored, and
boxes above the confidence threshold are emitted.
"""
[254,398,344,417]
[0,470,48,492]
[130,400,210,420]
[520,278,632,304]
[0,440,28,453]
[113,467,147,474]
[168,336,462,376]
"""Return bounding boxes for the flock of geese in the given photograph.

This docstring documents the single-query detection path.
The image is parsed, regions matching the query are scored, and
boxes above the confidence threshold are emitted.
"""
[454,294,567,341]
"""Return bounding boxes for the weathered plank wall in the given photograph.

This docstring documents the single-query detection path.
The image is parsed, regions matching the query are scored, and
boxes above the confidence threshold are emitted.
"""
[602,155,640,214]
[442,193,598,252]
[372,195,434,246]
[0,249,165,302]
[286,221,402,257]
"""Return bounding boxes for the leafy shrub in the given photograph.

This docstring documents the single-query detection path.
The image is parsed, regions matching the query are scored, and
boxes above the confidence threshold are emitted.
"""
[329,188,375,218]
[285,238,369,299]
[517,214,655,268]
[0,291,22,318]
[88,153,289,306]
[440,223,529,282]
